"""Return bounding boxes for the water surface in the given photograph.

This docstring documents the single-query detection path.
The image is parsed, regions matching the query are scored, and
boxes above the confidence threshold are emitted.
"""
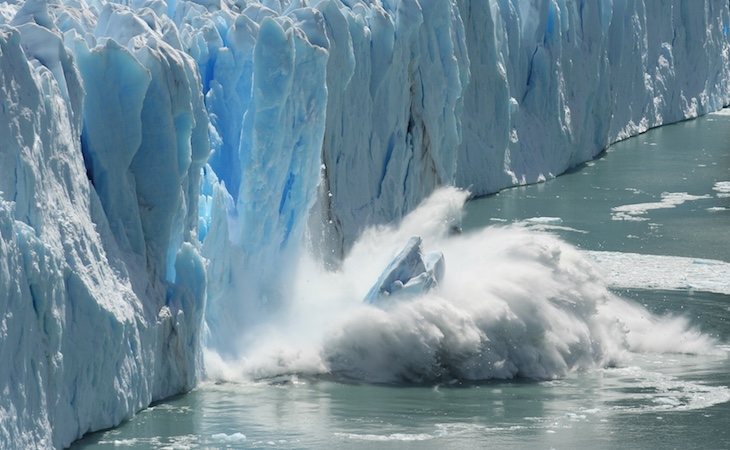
[463,112,730,261]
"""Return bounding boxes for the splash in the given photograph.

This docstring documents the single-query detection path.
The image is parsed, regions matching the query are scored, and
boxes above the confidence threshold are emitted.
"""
[204,188,717,383]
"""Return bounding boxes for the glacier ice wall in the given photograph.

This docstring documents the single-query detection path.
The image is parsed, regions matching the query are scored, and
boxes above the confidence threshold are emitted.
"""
[1,0,730,447]
[316,0,730,257]
[0,1,208,447]
[189,0,730,352]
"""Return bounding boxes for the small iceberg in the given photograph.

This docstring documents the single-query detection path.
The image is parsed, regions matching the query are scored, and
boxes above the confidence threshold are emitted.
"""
[364,236,445,304]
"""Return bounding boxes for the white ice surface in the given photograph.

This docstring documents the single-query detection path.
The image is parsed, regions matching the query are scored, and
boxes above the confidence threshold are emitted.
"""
[611,192,712,221]
[585,251,730,295]
[194,0,730,354]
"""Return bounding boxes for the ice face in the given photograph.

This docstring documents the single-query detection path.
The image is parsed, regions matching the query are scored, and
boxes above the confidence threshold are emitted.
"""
[194,0,730,354]
[0,3,208,448]
[1,0,730,447]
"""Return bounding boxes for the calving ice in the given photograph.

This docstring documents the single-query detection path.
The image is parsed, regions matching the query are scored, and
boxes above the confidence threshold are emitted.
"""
[0,0,729,448]
[207,188,717,383]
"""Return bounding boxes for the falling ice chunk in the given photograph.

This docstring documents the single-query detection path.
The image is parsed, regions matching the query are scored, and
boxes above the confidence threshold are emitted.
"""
[364,236,445,304]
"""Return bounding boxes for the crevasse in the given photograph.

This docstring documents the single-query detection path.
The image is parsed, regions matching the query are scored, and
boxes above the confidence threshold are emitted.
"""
[0,0,728,447]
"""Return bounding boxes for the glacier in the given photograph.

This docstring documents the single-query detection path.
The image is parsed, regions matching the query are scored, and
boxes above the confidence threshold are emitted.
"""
[0,1,208,447]
[0,0,729,447]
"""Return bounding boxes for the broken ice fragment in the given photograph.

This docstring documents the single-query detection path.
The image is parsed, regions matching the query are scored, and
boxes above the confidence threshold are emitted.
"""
[364,236,445,304]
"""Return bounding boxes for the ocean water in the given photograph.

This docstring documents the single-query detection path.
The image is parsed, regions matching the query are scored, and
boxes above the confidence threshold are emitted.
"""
[463,110,730,261]
[72,112,730,449]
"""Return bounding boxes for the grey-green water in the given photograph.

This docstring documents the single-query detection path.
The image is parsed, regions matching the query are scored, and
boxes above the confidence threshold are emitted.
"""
[463,112,730,261]
[73,113,730,449]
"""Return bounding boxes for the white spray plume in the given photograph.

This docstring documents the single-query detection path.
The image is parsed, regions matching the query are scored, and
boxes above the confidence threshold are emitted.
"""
[204,187,718,383]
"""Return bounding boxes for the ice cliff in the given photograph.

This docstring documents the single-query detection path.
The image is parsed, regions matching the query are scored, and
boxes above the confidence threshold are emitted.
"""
[197,0,730,355]
[0,0,729,447]
[0,1,207,447]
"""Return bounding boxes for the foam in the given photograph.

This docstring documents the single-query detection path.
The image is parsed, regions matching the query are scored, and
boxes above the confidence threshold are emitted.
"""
[205,188,719,384]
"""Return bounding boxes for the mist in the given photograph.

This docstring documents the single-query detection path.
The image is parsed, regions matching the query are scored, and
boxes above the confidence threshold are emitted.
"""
[204,188,717,383]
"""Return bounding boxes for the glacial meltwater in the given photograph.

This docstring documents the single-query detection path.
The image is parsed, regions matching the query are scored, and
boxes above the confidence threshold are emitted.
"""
[72,114,730,449]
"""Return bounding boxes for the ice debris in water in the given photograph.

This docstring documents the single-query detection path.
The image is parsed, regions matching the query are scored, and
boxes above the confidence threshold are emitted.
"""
[364,236,445,304]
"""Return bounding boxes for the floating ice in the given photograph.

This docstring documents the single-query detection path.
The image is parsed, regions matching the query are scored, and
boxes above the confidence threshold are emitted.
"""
[205,188,719,385]
[522,217,564,225]
[709,108,730,116]
[713,182,730,198]
[334,432,434,442]
[585,251,730,295]
[611,192,712,221]
[211,432,247,443]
